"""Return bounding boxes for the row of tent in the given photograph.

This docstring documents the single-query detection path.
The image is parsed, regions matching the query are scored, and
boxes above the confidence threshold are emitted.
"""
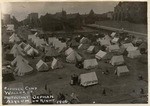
[36,58,63,71]
[10,42,39,58]
[28,32,47,50]
[11,54,63,76]
[48,37,67,52]
[78,36,145,59]
[64,33,147,85]
[79,65,129,87]
[64,47,129,70]
[28,33,67,53]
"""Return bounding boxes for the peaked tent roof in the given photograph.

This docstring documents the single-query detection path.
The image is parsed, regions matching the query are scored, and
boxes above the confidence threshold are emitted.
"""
[111,32,116,38]
[116,66,129,76]
[10,44,25,57]
[79,72,98,86]
[15,60,33,76]
[27,47,39,56]
[7,24,15,31]
[11,55,29,66]
[28,34,34,40]
[126,46,138,52]
[65,47,74,56]
[66,50,82,63]
[36,60,48,71]
[108,45,120,52]
[104,35,111,41]
[122,43,134,49]
[87,46,95,53]
[24,44,32,52]
[51,58,63,69]
[48,37,59,45]
[99,39,111,46]
[83,59,98,69]
[80,37,91,44]
[127,50,141,58]
[53,41,67,52]
[95,50,107,60]
[111,37,119,43]
[9,33,20,43]
[9,33,17,39]
[78,44,90,50]
[110,55,124,66]
[19,42,27,50]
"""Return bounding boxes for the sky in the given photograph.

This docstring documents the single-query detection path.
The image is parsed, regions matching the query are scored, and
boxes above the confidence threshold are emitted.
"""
[1,2,119,21]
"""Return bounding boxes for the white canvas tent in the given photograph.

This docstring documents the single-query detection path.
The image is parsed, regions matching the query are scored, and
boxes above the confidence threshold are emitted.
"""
[66,51,82,63]
[104,35,111,41]
[65,47,73,56]
[51,58,63,69]
[110,55,124,66]
[24,44,32,52]
[80,37,91,44]
[14,60,33,76]
[30,35,36,42]
[35,39,46,48]
[48,37,59,45]
[107,45,120,52]
[84,59,98,69]
[95,50,107,60]
[87,46,95,53]
[11,55,29,66]
[36,60,49,71]
[27,47,39,56]
[58,42,67,52]
[19,42,27,50]
[53,41,67,53]
[9,33,20,43]
[110,32,116,38]
[127,50,141,59]
[28,34,34,40]
[122,43,134,49]
[79,72,98,87]
[78,44,89,50]
[99,39,111,46]
[115,66,129,76]
[126,46,138,52]
[9,33,16,39]
[111,37,119,44]
[10,44,25,57]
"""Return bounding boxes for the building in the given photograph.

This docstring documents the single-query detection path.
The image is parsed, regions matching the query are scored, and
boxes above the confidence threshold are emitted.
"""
[67,13,83,30]
[113,2,147,24]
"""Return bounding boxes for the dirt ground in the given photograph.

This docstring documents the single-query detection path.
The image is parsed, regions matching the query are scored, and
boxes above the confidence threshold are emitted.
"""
[2,26,148,104]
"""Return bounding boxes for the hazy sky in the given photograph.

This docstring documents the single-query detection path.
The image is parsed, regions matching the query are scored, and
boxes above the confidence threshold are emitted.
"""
[1,2,118,21]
